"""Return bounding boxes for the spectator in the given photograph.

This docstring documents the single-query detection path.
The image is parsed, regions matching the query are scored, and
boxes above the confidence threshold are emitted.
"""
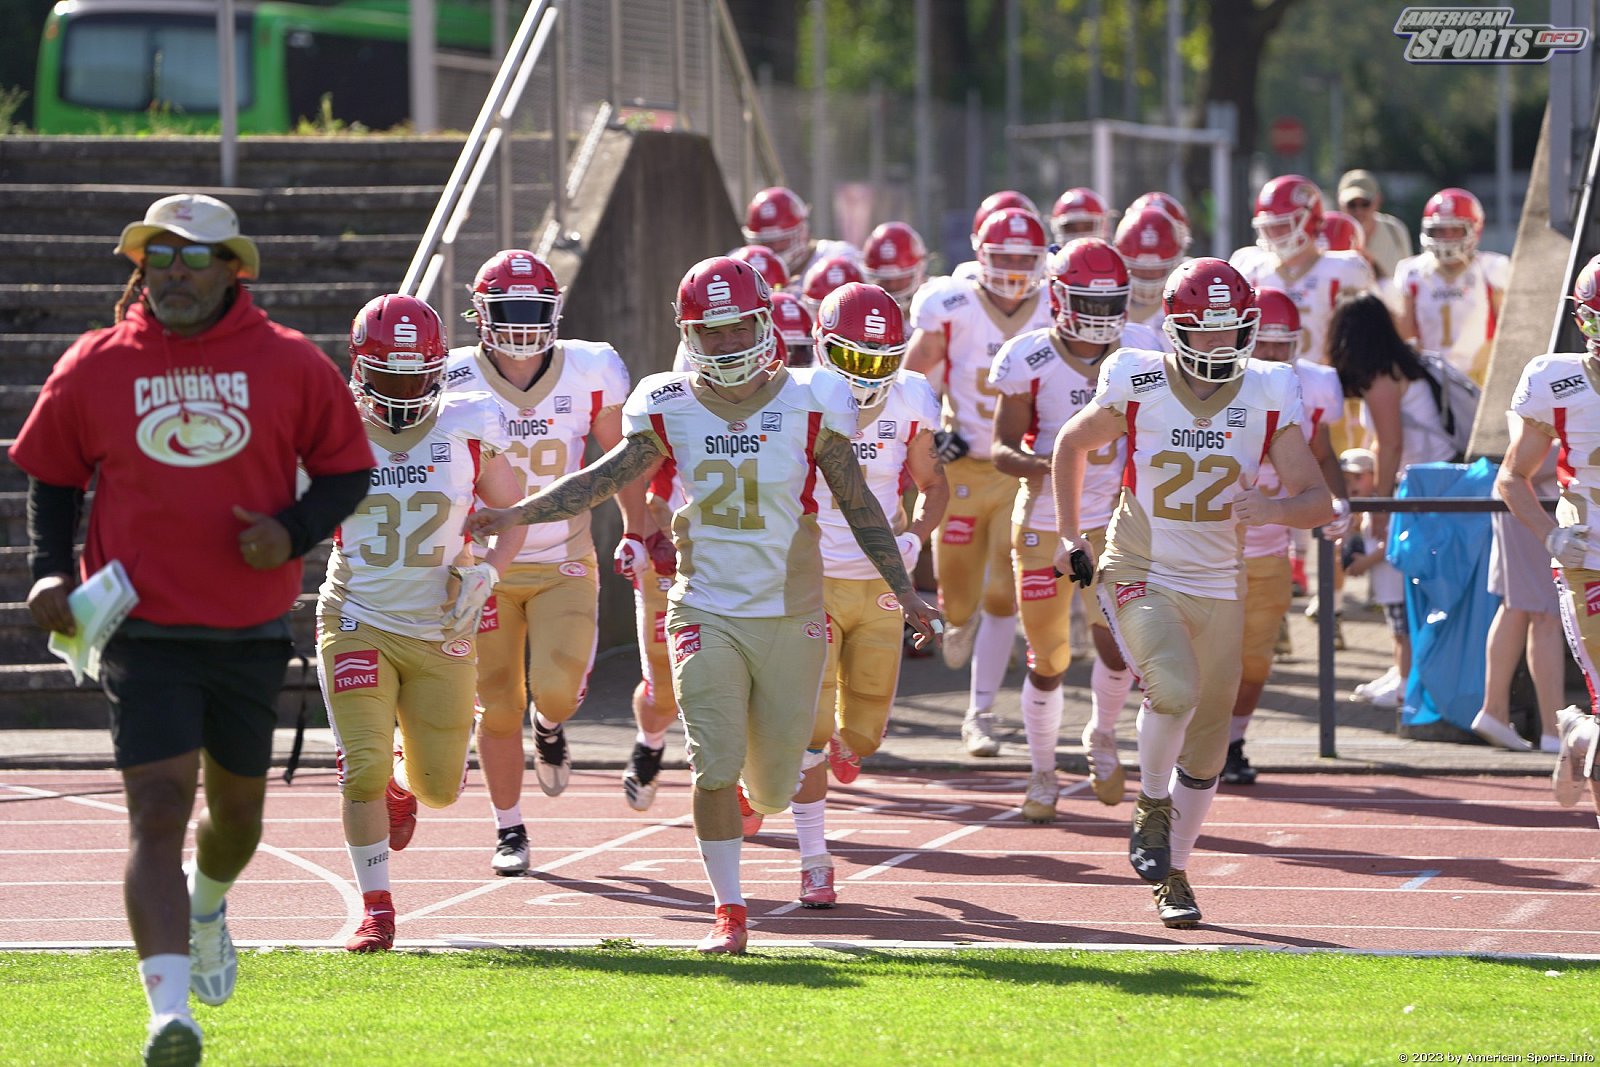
[1337,169,1414,279]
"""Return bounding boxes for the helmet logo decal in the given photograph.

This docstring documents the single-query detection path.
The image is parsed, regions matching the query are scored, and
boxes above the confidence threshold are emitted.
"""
[1208,282,1231,306]
[509,255,534,274]
[351,317,367,345]
[706,277,733,305]
[393,319,418,346]
[863,310,888,337]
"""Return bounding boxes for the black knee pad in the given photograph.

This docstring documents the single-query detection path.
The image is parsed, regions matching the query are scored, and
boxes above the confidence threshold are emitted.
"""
[1176,768,1219,790]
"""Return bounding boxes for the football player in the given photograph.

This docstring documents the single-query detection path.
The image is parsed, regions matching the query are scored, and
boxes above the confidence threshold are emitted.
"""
[320,294,526,951]
[466,256,941,955]
[727,243,790,293]
[1498,252,1600,818]
[1052,259,1333,928]
[906,206,1054,756]
[1049,187,1112,244]
[742,186,860,280]
[951,190,1041,282]
[1113,204,1186,345]
[989,239,1162,820]
[1393,188,1508,385]
[800,254,864,317]
[771,291,816,367]
[861,221,929,313]
[445,250,646,875]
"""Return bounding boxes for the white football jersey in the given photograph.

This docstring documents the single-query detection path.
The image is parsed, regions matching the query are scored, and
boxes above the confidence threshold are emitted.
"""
[909,274,1051,460]
[813,370,940,581]
[988,322,1164,532]
[622,366,859,617]
[1095,350,1305,599]
[1244,359,1343,559]
[320,393,510,640]
[1511,353,1600,569]
[1231,248,1374,364]
[446,340,629,564]
[1395,251,1509,379]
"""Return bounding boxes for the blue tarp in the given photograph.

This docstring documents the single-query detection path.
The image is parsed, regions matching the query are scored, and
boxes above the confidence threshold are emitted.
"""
[1388,459,1501,730]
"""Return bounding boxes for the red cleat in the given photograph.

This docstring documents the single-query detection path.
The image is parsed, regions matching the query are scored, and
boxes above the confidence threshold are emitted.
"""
[826,734,861,784]
[798,864,837,908]
[346,890,396,953]
[695,903,749,955]
[736,783,764,838]
[386,778,417,851]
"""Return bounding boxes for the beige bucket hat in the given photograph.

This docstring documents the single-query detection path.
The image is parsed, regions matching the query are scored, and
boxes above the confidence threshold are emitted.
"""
[115,193,260,279]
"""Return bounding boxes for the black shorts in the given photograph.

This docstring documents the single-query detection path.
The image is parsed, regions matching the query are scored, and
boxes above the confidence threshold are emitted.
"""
[100,636,293,776]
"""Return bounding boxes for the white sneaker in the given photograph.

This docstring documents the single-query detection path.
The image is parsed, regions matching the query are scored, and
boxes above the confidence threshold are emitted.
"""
[1552,706,1599,807]
[1020,769,1060,822]
[1470,711,1532,751]
[941,620,978,670]
[144,1013,202,1067]
[188,902,237,1006]
[962,709,1000,757]
[1080,722,1126,806]
[1541,734,1561,754]
[1352,666,1401,707]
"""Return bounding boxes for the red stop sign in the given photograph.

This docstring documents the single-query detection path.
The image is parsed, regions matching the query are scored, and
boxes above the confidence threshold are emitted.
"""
[1268,116,1306,156]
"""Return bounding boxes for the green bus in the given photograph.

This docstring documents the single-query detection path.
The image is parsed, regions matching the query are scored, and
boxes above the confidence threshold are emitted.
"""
[34,0,500,134]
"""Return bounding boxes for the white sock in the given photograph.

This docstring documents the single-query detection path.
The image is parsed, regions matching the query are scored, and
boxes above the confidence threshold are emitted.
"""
[1089,656,1133,734]
[969,611,1018,712]
[492,804,524,830]
[535,712,560,732]
[791,799,828,861]
[636,727,667,749]
[1168,771,1219,870]
[1135,700,1193,800]
[696,836,744,907]
[138,954,191,1018]
[347,839,391,896]
[1020,678,1065,774]
[187,864,231,919]
[1228,714,1252,744]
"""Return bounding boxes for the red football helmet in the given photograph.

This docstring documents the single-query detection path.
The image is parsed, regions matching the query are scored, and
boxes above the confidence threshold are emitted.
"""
[800,254,864,314]
[969,190,1041,248]
[1113,206,1186,307]
[1318,210,1366,253]
[1421,188,1484,266]
[1571,253,1600,353]
[1253,286,1303,363]
[674,256,776,387]
[1126,191,1192,252]
[470,249,562,360]
[1161,258,1260,382]
[815,281,907,407]
[1050,187,1111,244]
[1252,175,1324,262]
[742,186,811,273]
[862,221,927,305]
[350,293,448,432]
[770,290,815,367]
[1047,238,1129,346]
[974,207,1048,301]
[728,244,790,291]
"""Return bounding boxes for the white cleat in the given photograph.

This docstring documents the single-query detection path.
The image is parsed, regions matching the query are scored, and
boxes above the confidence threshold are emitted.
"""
[1020,769,1060,823]
[144,1014,202,1067]
[1081,722,1126,806]
[188,902,237,1006]
[941,620,978,670]
[533,720,572,797]
[962,709,1001,757]
[1552,706,1599,807]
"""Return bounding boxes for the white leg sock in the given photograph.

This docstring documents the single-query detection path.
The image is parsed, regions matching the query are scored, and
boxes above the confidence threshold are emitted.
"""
[139,954,191,1018]
[347,839,391,895]
[187,865,232,919]
[1021,678,1065,774]
[637,727,668,749]
[792,799,829,863]
[969,611,1018,713]
[1135,700,1194,800]
[492,804,524,830]
[1228,713,1252,744]
[1089,657,1133,735]
[1168,770,1220,870]
[696,837,744,907]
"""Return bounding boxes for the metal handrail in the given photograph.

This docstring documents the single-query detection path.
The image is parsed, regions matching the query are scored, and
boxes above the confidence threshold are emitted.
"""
[1314,495,1559,758]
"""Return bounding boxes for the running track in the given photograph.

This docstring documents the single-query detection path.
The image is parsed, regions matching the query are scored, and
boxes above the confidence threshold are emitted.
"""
[3,769,1597,956]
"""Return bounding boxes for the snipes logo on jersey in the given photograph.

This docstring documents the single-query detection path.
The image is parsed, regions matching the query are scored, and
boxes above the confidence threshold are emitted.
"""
[133,370,252,467]
[332,650,379,693]
[1394,7,1589,62]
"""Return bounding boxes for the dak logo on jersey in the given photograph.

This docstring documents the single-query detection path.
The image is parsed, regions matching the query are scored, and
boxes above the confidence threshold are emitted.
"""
[431,442,452,463]
[1227,407,1247,428]
[878,420,896,439]
[761,411,783,432]
[1552,374,1587,398]
[554,395,572,413]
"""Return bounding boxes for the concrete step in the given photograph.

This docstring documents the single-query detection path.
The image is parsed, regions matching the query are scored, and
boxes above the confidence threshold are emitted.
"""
[0,282,390,339]
[0,660,326,729]
[0,233,420,286]
[0,334,351,386]
[0,542,333,608]
[0,136,468,188]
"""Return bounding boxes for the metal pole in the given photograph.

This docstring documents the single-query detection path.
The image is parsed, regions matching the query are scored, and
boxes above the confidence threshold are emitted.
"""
[1210,136,1231,258]
[1317,533,1337,758]
[1496,64,1512,251]
[1091,120,1112,210]
[491,0,510,252]
[914,0,932,246]
[810,0,829,236]
[1005,0,1020,188]
[1550,0,1575,232]
[217,0,238,186]
[491,0,507,57]
[966,88,982,213]
[1328,78,1344,186]
[708,2,721,158]
[1165,0,1182,195]
[553,6,568,240]
[609,0,623,107]
[410,0,438,133]
[674,0,689,128]
[1087,0,1102,120]
[868,81,885,205]
[1122,0,1136,120]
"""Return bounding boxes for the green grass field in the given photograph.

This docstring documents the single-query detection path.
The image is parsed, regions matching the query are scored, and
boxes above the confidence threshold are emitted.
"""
[3,947,1597,1066]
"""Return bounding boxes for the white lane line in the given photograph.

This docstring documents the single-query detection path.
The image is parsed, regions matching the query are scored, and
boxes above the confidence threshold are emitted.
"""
[398,814,693,924]
[1399,870,1442,891]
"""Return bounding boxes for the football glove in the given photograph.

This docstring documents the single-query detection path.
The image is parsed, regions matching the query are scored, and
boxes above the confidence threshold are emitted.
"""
[1321,498,1353,540]
[1547,525,1590,570]
[613,533,648,582]
[443,562,499,637]
[895,531,924,574]
[646,530,677,576]
[931,429,970,464]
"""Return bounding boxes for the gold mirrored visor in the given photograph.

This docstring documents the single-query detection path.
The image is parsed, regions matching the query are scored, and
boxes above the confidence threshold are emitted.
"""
[823,339,904,381]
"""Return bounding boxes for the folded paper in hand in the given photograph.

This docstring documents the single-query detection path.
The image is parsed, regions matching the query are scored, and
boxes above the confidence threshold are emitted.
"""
[48,561,138,685]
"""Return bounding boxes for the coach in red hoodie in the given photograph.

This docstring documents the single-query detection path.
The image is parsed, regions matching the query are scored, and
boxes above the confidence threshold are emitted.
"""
[9,193,374,1067]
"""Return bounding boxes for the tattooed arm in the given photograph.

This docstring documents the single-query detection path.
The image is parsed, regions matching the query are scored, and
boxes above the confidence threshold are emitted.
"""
[464,433,664,540]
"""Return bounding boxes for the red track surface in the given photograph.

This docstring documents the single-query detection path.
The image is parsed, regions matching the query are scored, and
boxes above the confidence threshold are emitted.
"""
[3,769,1597,955]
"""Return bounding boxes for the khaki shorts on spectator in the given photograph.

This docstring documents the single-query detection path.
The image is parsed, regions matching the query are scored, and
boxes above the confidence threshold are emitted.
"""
[812,576,905,757]
[667,603,827,814]
[476,557,599,737]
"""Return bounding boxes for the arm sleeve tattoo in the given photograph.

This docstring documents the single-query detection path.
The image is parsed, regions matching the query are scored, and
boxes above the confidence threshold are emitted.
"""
[815,429,914,596]
[516,434,664,525]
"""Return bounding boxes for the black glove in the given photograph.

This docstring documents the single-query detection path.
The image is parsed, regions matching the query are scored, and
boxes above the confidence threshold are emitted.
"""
[932,430,970,464]
[1052,548,1095,588]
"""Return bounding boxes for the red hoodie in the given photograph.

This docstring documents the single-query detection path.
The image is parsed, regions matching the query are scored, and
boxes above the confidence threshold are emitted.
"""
[10,289,373,628]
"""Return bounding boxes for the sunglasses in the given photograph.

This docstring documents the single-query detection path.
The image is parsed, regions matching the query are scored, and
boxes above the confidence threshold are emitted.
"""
[144,243,232,270]
[1343,198,1373,210]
